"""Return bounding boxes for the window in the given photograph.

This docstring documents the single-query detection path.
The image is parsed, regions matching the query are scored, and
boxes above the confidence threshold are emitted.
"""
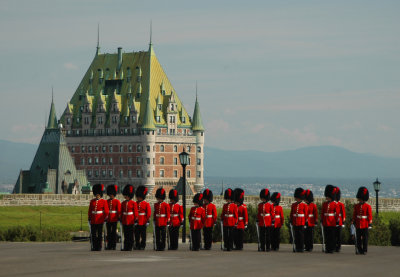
[102,146,106,153]
[160,170,165,177]
[181,117,186,123]
[95,170,99,177]
[128,157,132,165]
[82,146,86,153]
[95,146,99,153]
[157,128,161,135]
[109,145,113,152]
[119,170,123,178]
[120,145,123,152]
[174,157,178,165]
[197,158,201,165]
[88,158,92,165]
[109,170,113,177]
[98,117,103,124]
[71,146,75,153]
[197,146,201,153]
[84,117,89,125]
[146,171,150,177]
[160,157,165,165]
[188,158,191,165]
[137,170,142,177]
[119,157,123,165]
[187,146,191,152]
[128,145,132,152]
[136,157,141,165]
[146,145,150,152]
[128,170,132,177]
[146,158,150,165]
[137,145,142,152]
[95,157,99,165]
[102,170,106,177]
[156,116,160,123]
[88,146,92,153]
[174,170,178,178]
[81,158,85,165]
[67,118,71,124]
[197,171,201,178]
[160,145,164,152]
[88,170,92,177]
[158,104,162,110]
[187,170,191,178]
[173,145,177,152]
[102,157,106,165]
[131,116,136,123]
[109,157,113,165]
[169,116,175,123]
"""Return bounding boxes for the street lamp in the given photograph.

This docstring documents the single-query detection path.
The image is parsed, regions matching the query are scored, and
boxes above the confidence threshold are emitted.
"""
[179,148,189,243]
[373,178,381,214]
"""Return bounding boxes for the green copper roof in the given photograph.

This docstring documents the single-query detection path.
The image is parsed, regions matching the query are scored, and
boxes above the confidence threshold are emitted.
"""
[192,95,204,132]
[47,100,58,129]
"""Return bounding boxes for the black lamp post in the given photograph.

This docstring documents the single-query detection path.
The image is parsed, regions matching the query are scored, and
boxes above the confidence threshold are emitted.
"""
[373,178,381,214]
[179,148,189,243]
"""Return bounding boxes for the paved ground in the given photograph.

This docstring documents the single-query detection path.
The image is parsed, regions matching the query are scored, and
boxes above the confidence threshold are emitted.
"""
[0,242,399,277]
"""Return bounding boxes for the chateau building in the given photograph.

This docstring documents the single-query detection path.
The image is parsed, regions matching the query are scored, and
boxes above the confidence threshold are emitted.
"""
[60,37,205,194]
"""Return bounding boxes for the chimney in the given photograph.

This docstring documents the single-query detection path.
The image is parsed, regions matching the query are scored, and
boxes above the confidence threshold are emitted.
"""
[117,47,122,71]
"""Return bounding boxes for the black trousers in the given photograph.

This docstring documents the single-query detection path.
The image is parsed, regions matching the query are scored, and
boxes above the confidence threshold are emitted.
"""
[259,226,271,251]
[293,226,304,252]
[155,226,166,250]
[191,229,201,251]
[356,228,369,254]
[169,226,180,250]
[335,226,342,251]
[304,226,314,251]
[271,227,281,250]
[123,224,134,251]
[324,226,336,253]
[203,227,213,250]
[90,223,103,251]
[223,226,234,250]
[135,225,147,250]
[106,222,118,250]
[233,228,244,250]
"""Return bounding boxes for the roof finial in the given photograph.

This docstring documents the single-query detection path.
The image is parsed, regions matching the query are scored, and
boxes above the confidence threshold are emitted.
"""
[150,20,152,45]
[51,86,54,103]
[96,23,100,55]
[195,81,198,102]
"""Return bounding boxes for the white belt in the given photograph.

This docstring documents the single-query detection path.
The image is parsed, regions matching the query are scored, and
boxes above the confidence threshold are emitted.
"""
[339,213,342,216]
[92,211,103,214]
[294,214,304,217]
[357,215,368,219]
[324,213,335,216]
[275,215,281,218]
[226,214,234,217]
[138,213,146,216]
[123,212,133,215]
[206,215,213,218]
[308,214,314,217]
[156,214,166,217]
[191,217,201,220]
[238,217,244,220]
[172,214,180,217]
[110,211,117,214]
[260,213,271,217]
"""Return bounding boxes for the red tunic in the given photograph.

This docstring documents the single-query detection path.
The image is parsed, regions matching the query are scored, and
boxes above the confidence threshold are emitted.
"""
[169,202,184,227]
[306,202,318,227]
[88,198,109,224]
[203,203,218,228]
[290,202,308,226]
[106,198,121,223]
[337,201,346,226]
[352,203,372,229]
[257,202,274,227]
[121,200,138,225]
[136,200,151,226]
[221,203,238,227]
[189,206,206,230]
[236,204,248,229]
[153,201,170,227]
[321,201,339,227]
[273,204,284,228]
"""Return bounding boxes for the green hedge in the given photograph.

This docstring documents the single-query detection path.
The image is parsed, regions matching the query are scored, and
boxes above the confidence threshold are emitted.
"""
[0,226,71,242]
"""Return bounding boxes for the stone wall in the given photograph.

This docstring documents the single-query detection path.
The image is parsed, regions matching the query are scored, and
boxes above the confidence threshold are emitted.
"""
[1,194,400,211]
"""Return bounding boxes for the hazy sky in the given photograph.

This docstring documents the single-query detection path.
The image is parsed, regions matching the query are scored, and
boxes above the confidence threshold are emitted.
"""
[0,0,399,157]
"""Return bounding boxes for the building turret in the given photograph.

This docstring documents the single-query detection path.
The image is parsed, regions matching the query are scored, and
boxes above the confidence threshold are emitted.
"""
[47,95,58,129]
[192,90,205,192]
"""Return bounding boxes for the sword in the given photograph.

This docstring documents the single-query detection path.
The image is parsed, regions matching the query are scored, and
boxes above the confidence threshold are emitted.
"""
[255,221,260,251]
[88,221,93,251]
[351,224,358,254]
[220,220,224,250]
[120,221,124,251]
[320,223,326,253]
[289,223,296,253]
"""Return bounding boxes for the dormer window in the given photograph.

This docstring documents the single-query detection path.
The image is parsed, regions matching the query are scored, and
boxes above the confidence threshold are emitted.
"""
[181,117,186,123]
[66,118,71,125]
[98,117,103,124]
[131,116,136,123]
[171,104,174,111]
[158,104,162,110]
[156,116,160,123]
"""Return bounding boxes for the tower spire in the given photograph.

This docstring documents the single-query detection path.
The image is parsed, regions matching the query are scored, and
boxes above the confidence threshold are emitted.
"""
[150,20,152,46]
[96,23,100,55]
[191,82,204,132]
[47,88,58,129]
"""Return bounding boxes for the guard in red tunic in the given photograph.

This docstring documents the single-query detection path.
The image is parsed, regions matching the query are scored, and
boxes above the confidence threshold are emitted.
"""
[290,187,307,252]
[257,188,274,252]
[106,184,121,250]
[154,188,170,251]
[221,188,238,251]
[270,192,284,251]
[134,185,151,250]
[335,186,346,252]
[304,189,318,252]
[233,188,248,250]
[168,189,183,250]
[88,184,109,251]
[202,189,217,250]
[121,184,138,251]
[189,193,206,251]
[321,185,339,253]
[352,187,372,255]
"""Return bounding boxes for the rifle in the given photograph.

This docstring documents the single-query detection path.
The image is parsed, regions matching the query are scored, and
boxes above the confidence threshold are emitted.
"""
[120,221,124,251]
[152,220,156,250]
[289,223,296,253]
[88,221,93,251]
[255,221,260,251]
[103,223,107,250]
[220,220,224,250]
[320,223,326,253]
[351,224,358,254]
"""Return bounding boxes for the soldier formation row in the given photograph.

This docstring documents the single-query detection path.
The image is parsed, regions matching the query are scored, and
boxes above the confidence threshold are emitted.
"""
[88,184,372,254]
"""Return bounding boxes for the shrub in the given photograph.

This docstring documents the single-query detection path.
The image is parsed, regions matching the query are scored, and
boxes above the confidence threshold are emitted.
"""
[389,218,400,246]
[369,215,391,246]
[0,226,71,242]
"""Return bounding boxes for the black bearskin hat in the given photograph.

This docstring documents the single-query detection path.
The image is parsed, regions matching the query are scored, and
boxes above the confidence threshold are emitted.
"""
[122,184,134,199]
[92,184,104,197]
[135,185,148,199]
[203,188,213,202]
[106,184,118,196]
[356,186,369,201]
[260,188,270,201]
[169,189,179,202]
[271,192,281,205]
[224,188,234,200]
[155,187,166,200]
[234,188,245,204]
[335,187,341,201]
[305,189,314,203]
[193,193,203,205]
[294,187,305,200]
[324,184,335,199]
